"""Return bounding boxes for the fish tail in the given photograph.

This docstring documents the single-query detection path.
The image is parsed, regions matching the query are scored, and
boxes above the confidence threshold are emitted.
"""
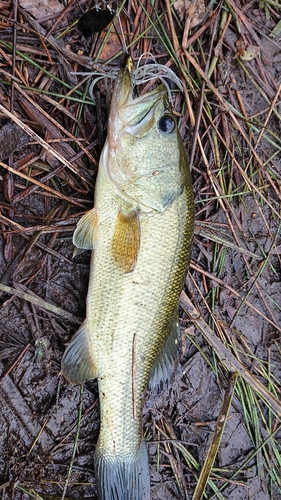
[94,441,150,500]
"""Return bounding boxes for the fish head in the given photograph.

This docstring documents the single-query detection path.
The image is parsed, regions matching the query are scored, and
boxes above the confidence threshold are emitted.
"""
[106,65,189,212]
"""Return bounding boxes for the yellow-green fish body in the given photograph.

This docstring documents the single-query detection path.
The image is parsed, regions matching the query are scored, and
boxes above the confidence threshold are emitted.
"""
[62,60,194,500]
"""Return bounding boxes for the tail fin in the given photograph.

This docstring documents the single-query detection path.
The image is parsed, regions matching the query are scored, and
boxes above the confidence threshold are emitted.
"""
[95,441,150,500]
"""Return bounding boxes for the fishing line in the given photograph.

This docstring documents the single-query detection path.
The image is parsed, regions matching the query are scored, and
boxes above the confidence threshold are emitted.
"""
[74,57,183,103]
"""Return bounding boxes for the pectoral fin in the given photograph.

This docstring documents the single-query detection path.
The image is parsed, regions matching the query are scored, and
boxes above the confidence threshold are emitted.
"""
[73,208,98,250]
[111,210,140,273]
[61,322,98,384]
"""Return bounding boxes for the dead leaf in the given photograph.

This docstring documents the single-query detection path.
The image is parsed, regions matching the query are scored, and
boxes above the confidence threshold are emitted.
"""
[174,0,205,29]
[240,45,260,61]
[19,0,64,24]
[269,19,281,38]
[94,16,127,64]
[236,37,246,57]
[234,38,260,61]
[0,122,30,161]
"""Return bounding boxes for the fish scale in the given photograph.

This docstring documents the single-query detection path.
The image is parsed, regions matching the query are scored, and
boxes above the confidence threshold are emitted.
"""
[62,58,194,500]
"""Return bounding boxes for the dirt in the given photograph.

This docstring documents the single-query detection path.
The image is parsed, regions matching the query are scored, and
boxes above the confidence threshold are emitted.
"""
[0,1,281,500]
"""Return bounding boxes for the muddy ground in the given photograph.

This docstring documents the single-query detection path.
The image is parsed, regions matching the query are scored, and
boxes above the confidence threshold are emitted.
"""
[0,1,281,499]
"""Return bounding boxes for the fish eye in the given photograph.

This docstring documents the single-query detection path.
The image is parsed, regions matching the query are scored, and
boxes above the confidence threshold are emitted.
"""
[158,114,176,134]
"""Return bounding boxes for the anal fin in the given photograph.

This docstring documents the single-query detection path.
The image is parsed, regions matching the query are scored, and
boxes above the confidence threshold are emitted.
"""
[111,209,140,273]
[148,312,180,391]
[61,322,98,384]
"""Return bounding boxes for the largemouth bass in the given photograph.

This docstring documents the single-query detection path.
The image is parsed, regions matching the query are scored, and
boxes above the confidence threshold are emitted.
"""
[61,58,194,500]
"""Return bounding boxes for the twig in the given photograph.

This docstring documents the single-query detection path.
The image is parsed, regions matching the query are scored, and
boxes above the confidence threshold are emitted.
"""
[192,373,238,500]
[0,343,30,382]
[0,282,81,324]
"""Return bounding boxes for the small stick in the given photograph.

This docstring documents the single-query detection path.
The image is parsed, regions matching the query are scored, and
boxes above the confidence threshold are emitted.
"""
[27,419,49,455]
[0,282,81,324]
[164,0,180,53]
[192,373,238,500]
[182,5,194,50]
[0,343,30,382]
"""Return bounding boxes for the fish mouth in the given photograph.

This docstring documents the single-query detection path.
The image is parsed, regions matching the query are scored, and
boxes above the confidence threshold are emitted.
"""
[108,57,166,134]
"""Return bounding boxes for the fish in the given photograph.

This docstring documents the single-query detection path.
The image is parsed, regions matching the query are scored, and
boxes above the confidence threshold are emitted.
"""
[61,56,194,500]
